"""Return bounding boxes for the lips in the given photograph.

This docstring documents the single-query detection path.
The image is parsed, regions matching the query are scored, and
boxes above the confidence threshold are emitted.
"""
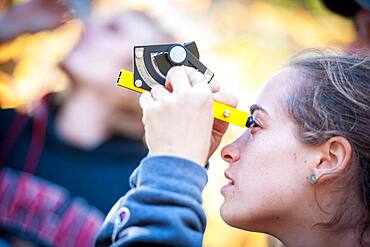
[224,170,235,185]
[221,170,235,194]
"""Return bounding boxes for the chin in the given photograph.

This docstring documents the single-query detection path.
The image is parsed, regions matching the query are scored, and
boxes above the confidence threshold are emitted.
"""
[220,201,271,232]
[220,202,246,230]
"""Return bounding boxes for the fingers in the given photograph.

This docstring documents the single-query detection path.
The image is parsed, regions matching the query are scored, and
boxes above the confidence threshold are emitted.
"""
[139,91,155,110]
[208,80,220,93]
[147,67,237,110]
[184,66,219,93]
[166,66,219,94]
[193,80,211,94]
[165,67,191,94]
[184,67,205,85]
[151,84,170,101]
[213,91,238,108]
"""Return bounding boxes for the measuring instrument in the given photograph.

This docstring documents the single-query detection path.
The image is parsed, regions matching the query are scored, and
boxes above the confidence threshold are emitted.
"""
[116,41,252,128]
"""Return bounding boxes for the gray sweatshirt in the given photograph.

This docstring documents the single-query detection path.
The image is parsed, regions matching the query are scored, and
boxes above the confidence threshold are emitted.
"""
[95,155,208,247]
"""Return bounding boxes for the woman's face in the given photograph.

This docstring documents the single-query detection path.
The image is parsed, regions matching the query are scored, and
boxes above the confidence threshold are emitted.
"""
[220,67,318,231]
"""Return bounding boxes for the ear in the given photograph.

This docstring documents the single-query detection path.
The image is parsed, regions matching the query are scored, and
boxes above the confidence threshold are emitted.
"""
[313,136,352,183]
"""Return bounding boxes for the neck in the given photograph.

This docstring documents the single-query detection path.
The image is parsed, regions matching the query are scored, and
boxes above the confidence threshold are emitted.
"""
[279,225,358,247]
[264,214,360,247]
[56,88,112,149]
[253,185,368,247]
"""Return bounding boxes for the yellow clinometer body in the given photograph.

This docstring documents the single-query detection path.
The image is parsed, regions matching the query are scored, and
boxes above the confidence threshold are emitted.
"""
[117,69,249,128]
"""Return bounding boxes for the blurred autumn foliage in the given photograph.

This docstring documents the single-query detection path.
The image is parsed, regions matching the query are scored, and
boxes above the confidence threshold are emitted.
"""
[0,0,355,246]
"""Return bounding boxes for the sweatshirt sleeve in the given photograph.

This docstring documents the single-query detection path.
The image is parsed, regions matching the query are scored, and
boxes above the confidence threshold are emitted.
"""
[95,155,208,247]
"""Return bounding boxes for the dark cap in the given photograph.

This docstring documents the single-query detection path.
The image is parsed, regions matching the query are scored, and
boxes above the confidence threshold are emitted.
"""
[322,0,370,17]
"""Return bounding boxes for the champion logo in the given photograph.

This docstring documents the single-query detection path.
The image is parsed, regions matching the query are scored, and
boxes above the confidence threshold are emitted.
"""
[115,207,130,227]
[112,206,130,242]
[118,211,126,222]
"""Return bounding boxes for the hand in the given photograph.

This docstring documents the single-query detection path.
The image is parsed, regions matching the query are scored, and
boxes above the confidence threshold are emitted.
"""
[207,92,238,160]
[184,67,238,161]
[139,66,214,166]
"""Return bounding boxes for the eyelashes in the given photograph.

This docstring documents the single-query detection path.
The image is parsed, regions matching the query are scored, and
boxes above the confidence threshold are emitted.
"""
[245,116,261,129]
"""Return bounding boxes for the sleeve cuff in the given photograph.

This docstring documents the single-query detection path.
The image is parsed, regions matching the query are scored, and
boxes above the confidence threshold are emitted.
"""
[135,155,208,201]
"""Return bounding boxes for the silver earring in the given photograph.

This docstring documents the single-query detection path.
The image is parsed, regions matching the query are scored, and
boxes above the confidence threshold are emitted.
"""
[309,174,318,184]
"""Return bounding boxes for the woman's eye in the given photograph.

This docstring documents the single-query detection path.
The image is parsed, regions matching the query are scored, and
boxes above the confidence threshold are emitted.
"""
[251,120,260,128]
[246,116,261,129]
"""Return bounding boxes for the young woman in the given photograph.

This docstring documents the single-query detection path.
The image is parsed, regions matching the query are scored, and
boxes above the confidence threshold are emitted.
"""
[96,50,370,247]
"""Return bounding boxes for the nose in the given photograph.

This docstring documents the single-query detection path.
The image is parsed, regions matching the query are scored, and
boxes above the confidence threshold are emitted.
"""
[221,130,252,164]
[221,140,241,164]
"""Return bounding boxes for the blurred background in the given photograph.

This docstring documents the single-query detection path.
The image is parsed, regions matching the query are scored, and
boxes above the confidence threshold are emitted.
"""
[0,0,357,246]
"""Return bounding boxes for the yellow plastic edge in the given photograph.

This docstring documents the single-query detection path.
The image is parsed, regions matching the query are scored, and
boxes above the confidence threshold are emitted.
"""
[116,69,249,128]
[116,69,145,93]
[213,101,249,127]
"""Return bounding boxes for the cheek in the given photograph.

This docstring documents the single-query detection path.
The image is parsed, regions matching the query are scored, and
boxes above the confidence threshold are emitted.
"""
[221,129,310,229]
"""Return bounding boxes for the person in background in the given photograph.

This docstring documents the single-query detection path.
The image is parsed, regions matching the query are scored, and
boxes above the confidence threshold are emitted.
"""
[0,9,171,247]
[0,0,92,43]
[322,0,370,54]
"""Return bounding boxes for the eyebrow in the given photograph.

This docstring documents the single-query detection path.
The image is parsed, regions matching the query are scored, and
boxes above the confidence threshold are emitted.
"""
[250,104,268,115]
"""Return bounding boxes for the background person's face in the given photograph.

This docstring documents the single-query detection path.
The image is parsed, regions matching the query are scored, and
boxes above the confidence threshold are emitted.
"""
[219,68,318,232]
[63,13,168,105]
[76,15,159,87]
